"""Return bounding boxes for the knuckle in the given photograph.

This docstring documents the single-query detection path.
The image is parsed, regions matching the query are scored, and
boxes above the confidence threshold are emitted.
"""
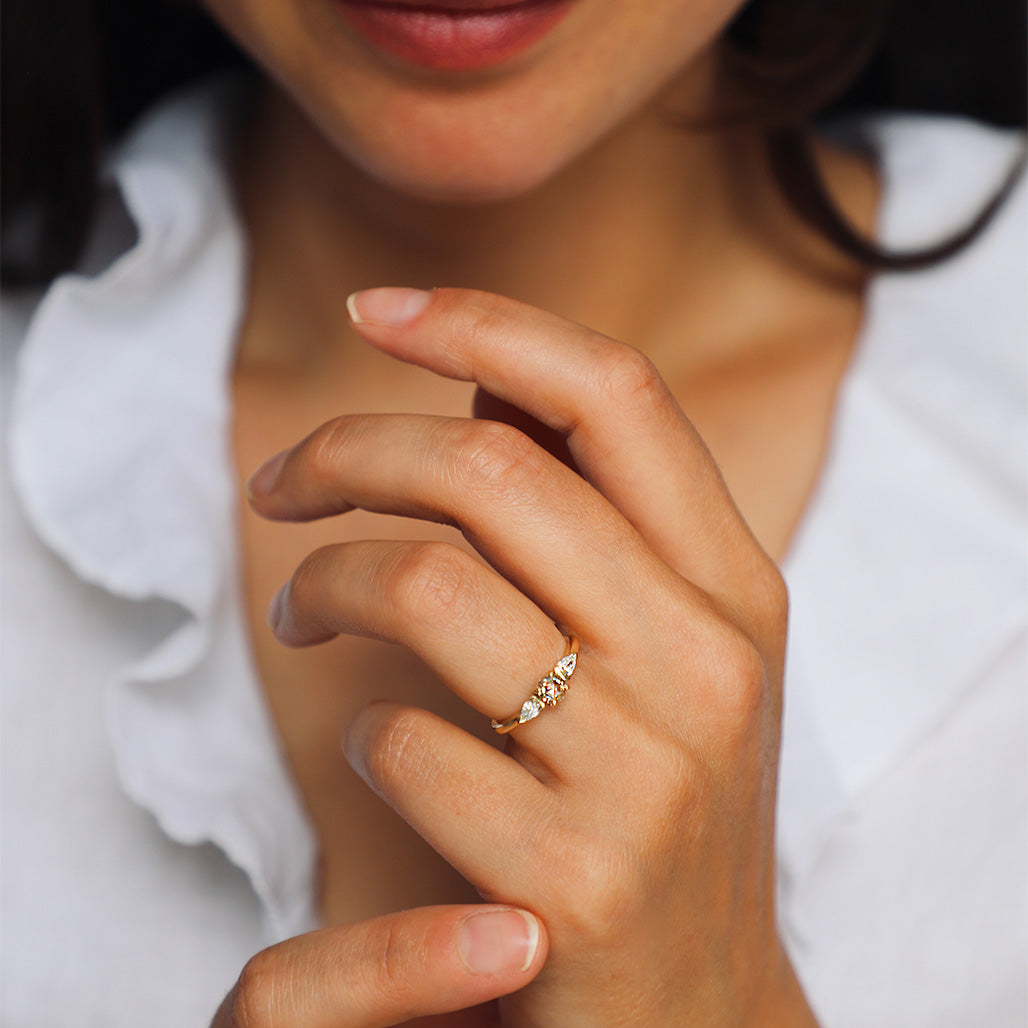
[281,546,342,640]
[614,729,707,844]
[637,733,703,810]
[375,919,430,992]
[724,628,767,695]
[384,542,476,627]
[732,554,789,638]
[440,288,515,349]
[541,752,708,943]
[455,420,543,500]
[288,546,332,609]
[558,840,640,941]
[300,416,353,487]
[590,345,669,419]
[756,563,790,633]
[226,950,286,1028]
[710,626,770,731]
[362,707,434,791]
[341,919,427,1017]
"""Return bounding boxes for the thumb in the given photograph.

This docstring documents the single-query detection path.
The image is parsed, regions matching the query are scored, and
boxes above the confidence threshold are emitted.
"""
[212,905,545,1028]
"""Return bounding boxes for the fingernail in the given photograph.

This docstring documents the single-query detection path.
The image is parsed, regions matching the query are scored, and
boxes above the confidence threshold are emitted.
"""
[347,288,432,327]
[457,909,539,976]
[246,449,288,499]
[267,583,288,633]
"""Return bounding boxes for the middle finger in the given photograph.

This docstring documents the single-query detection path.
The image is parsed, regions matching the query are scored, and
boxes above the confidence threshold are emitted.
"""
[247,412,689,646]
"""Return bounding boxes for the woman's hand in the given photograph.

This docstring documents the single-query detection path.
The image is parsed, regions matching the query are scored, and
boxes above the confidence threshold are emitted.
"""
[246,287,818,1026]
[211,904,545,1027]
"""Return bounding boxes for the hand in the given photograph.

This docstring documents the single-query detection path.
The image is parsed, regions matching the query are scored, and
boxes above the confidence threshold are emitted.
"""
[210,904,545,1027]
[247,288,818,1026]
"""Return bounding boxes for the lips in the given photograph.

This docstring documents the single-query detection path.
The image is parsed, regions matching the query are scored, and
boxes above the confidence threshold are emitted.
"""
[358,0,547,8]
[334,0,576,71]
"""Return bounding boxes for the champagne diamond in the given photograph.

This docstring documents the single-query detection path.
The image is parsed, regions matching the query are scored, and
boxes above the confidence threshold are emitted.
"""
[539,675,565,704]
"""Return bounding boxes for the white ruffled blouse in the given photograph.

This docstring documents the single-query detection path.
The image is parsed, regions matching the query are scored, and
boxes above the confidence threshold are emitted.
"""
[2,79,1025,1027]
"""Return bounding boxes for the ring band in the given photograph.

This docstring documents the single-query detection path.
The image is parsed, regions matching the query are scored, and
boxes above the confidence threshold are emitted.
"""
[491,635,579,734]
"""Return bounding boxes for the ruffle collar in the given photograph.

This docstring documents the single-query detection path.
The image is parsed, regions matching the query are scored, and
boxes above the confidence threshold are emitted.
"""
[8,77,318,941]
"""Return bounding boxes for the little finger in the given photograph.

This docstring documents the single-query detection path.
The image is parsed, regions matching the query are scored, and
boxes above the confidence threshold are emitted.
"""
[344,702,561,898]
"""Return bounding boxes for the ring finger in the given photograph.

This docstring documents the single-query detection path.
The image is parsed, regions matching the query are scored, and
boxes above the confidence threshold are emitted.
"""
[271,537,621,772]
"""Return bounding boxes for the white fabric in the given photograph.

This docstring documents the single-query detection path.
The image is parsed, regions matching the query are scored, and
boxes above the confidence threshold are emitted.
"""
[2,79,1026,1026]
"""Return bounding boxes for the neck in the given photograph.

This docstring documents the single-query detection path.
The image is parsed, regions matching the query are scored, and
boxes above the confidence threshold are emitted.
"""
[232,70,871,376]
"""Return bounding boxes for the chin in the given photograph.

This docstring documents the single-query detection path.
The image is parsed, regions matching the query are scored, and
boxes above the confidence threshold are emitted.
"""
[349,147,569,205]
[316,100,583,205]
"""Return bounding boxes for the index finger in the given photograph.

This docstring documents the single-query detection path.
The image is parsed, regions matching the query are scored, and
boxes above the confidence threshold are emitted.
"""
[347,288,772,604]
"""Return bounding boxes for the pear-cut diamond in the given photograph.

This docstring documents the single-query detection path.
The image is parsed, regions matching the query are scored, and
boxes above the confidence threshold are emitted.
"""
[554,653,577,680]
[519,696,544,722]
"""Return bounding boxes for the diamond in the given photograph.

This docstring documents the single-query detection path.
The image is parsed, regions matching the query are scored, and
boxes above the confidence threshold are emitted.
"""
[554,653,577,680]
[519,696,543,722]
[538,675,565,704]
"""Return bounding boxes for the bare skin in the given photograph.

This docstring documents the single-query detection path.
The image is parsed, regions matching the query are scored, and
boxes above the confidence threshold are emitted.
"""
[194,0,886,1016]
[230,68,876,939]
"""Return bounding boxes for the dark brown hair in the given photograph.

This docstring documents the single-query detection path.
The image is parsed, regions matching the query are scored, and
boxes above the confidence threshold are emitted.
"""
[724,0,1026,270]
[2,0,1025,285]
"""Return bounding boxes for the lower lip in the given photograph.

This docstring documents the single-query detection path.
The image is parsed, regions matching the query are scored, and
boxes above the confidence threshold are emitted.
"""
[334,0,575,71]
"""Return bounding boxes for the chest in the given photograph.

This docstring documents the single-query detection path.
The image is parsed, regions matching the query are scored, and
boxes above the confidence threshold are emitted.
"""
[231,327,852,926]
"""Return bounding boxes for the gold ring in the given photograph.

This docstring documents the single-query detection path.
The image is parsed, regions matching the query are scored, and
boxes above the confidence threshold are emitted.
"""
[491,635,579,734]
